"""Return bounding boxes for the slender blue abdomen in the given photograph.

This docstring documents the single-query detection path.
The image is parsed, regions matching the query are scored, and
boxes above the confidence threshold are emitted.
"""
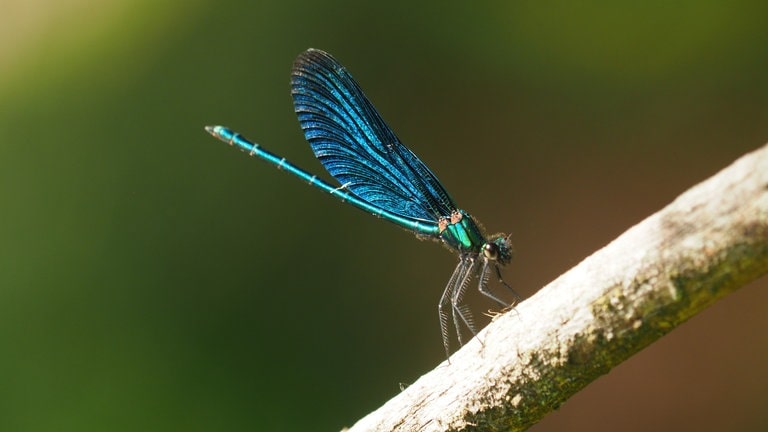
[206,125,442,238]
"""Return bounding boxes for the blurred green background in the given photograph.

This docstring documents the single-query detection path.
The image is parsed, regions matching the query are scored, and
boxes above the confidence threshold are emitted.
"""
[2,1,767,431]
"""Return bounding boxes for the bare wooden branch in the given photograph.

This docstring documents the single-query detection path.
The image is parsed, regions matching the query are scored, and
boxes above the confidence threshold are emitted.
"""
[344,143,768,432]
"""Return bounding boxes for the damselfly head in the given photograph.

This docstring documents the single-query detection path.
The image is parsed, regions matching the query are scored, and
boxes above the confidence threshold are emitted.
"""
[483,234,514,265]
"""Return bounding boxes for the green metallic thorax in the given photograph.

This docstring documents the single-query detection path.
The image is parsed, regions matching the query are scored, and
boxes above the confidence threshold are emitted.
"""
[439,210,486,253]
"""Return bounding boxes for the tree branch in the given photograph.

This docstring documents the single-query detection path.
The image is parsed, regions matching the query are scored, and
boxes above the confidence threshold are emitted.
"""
[344,143,768,432]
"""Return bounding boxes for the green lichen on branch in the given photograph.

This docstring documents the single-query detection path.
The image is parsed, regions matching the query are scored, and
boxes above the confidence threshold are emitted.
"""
[346,143,768,432]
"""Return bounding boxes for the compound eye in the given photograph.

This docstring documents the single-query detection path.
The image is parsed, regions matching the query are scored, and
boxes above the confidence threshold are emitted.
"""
[483,243,499,260]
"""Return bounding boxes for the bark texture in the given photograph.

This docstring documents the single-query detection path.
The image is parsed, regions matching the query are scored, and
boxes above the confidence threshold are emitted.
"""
[344,143,768,432]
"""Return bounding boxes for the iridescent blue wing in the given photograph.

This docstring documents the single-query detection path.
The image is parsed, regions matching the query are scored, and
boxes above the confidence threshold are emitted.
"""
[290,48,457,222]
